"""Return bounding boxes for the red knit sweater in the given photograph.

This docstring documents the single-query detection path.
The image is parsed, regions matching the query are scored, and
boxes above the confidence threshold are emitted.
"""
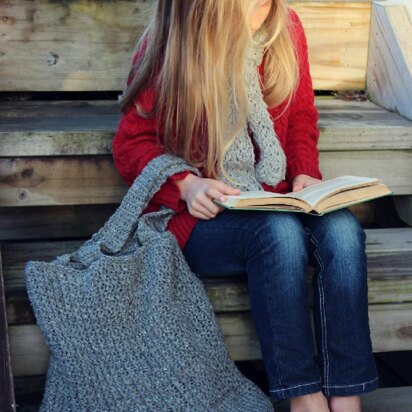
[112,9,322,250]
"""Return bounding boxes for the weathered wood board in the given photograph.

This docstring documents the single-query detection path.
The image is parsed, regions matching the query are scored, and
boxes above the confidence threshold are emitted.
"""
[0,157,127,206]
[1,99,412,156]
[394,195,412,226]
[319,150,412,194]
[1,98,411,206]
[290,1,372,89]
[275,386,412,412]
[0,1,371,91]
[367,2,412,120]
[0,204,118,241]
[0,248,16,412]
[0,150,409,207]
[0,202,375,242]
[3,228,412,318]
[8,303,412,376]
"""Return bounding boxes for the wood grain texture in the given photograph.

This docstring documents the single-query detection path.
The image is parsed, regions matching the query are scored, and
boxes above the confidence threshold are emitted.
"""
[0,0,151,92]
[0,1,370,91]
[367,2,412,120]
[275,387,412,412]
[318,150,412,194]
[0,202,374,241]
[0,157,127,206]
[8,303,412,375]
[0,150,410,207]
[394,195,412,226]
[12,380,412,411]
[0,98,411,206]
[0,204,117,241]
[290,1,371,89]
[0,100,118,156]
[1,99,412,156]
[3,228,412,322]
[0,248,16,412]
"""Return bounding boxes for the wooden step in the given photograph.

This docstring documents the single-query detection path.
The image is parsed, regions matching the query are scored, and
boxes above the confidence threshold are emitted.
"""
[0,99,411,208]
[3,228,412,310]
[7,303,412,376]
[3,227,412,375]
[2,99,411,156]
[0,1,371,92]
[274,386,412,412]
[0,202,375,242]
[10,384,412,411]
[0,252,15,412]
[367,1,412,121]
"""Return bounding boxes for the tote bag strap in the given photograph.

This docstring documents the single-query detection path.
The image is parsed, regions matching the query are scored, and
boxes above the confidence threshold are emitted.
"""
[72,154,200,264]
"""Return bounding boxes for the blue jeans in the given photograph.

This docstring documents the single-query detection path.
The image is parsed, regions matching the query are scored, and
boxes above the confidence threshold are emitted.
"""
[182,208,379,401]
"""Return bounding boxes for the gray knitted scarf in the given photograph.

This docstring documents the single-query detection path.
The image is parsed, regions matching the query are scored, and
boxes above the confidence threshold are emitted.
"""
[218,31,286,190]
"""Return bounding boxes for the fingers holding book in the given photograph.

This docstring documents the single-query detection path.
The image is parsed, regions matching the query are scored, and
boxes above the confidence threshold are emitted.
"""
[292,174,323,192]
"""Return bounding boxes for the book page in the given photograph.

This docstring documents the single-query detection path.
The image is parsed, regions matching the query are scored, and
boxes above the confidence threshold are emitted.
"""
[222,190,297,207]
[290,175,381,207]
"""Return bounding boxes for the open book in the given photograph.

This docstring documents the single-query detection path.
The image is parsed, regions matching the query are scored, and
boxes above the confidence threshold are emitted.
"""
[213,176,393,215]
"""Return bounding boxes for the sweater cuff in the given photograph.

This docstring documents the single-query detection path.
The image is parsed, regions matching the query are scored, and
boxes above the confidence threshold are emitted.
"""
[150,170,195,212]
[286,161,323,185]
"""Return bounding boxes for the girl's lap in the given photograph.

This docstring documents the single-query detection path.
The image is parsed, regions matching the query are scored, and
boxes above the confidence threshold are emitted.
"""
[182,207,364,277]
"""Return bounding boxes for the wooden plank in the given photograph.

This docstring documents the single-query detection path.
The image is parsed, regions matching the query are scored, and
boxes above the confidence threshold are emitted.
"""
[0,1,370,92]
[290,1,371,90]
[0,204,117,241]
[12,381,412,411]
[316,99,412,151]
[2,99,411,157]
[367,2,412,120]
[8,303,412,375]
[0,101,118,156]
[394,195,412,226]
[13,375,45,396]
[275,387,412,412]
[0,0,151,92]
[0,201,374,242]
[319,150,412,194]
[3,228,412,321]
[0,246,16,411]
[9,325,49,377]
[0,150,410,208]
[0,157,128,206]
[360,386,412,412]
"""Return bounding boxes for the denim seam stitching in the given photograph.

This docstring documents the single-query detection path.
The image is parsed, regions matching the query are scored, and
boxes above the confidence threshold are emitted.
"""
[323,376,378,390]
[269,379,322,393]
[305,227,330,390]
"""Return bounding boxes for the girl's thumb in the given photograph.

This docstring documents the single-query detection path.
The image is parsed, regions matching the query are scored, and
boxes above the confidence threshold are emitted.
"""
[293,183,303,192]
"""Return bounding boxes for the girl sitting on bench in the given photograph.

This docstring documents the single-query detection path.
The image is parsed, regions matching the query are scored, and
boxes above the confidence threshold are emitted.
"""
[113,1,379,411]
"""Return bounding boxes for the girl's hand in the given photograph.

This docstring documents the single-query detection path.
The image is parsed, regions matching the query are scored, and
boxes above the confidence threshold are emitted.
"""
[177,174,241,219]
[292,174,322,192]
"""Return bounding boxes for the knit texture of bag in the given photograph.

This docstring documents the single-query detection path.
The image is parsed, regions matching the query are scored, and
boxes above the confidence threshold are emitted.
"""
[25,154,274,412]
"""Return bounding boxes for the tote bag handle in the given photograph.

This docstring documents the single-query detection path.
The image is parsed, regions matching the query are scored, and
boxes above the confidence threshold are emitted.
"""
[71,154,201,264]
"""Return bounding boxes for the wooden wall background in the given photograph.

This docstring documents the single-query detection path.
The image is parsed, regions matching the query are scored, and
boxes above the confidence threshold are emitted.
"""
[0,0,372,92]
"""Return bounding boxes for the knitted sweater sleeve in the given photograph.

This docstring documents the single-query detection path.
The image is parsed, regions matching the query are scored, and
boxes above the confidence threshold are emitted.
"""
[112,86,193,213]
[283,9,323,184]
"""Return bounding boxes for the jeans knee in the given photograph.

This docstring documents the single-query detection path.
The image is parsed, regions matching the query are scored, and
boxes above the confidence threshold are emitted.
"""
[321,209,366,256]
[310,210,368,293]
[248,214,309,265]
[245,214,310,298]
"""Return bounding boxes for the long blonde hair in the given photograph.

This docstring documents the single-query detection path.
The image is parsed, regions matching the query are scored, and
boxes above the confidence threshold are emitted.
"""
[119,0,299,179]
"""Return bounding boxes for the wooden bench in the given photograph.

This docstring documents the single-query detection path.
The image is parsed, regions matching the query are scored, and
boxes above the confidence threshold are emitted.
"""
[1,0,412,409]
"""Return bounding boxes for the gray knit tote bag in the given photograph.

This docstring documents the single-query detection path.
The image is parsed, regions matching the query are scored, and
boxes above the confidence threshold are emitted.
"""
[25,154,274,412]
